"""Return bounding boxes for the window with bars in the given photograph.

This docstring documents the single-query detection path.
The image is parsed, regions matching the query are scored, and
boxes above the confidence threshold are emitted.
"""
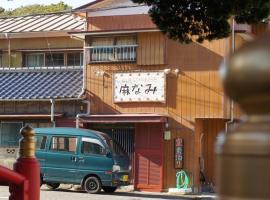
[89,36,137,63]
[0,122,23,147]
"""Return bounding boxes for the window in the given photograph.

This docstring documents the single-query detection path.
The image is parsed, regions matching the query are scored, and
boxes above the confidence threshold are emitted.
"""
[25,53,44,67]
[0,122,23,147]
[81,137,106,156]
[36,136,47,150]
[45,53,64,67]
[67,52,83,66]
[50,136,77,153]
[0,54,2,67]
[89,36,137,63]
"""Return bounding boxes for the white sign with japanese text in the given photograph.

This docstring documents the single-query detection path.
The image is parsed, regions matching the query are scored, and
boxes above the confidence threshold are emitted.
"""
[113,71,166,102]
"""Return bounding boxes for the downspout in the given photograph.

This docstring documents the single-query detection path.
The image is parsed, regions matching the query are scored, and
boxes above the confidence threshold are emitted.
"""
[4,33,11,68]
[76,100,90,128]
[76,15,90,129]
[50,98,55,127]
[225,17,235,133]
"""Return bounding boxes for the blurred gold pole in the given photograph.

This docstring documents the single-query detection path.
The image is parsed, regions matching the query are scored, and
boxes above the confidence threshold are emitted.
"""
[217,33,270,199]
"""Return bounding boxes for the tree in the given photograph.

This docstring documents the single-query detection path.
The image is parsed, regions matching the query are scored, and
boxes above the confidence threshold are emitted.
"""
[0,1,71,17]
[0,7,5,14]
[132,0,270,43]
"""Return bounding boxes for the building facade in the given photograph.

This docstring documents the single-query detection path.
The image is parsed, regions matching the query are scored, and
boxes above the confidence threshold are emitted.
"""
[72,0,245,192]
[0,12,86,164]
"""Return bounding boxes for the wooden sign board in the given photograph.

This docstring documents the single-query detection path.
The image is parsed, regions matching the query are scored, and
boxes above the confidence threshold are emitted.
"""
[113,71,166,103]
[175,138,184,169]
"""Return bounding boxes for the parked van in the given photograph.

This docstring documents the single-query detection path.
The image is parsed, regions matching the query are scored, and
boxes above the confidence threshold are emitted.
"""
[35,127,130,194]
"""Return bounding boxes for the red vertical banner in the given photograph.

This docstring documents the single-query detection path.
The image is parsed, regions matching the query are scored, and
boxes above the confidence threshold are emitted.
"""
[175,138,184,169]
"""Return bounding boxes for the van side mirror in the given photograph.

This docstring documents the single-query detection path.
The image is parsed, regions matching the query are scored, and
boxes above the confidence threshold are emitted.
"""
[106,151,112,158]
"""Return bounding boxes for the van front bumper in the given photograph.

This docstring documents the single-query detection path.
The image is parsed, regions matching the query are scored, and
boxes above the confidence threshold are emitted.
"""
[112,172,130,186]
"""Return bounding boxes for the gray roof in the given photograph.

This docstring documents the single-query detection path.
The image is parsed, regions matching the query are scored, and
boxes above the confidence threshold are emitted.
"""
[0,68,83,100]
[0,12,85,33]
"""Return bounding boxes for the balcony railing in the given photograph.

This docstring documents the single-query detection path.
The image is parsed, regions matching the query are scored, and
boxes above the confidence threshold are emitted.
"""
[87,45,137,63]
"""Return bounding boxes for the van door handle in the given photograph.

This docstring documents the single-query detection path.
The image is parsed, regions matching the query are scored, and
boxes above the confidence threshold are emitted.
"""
[78,157,84,163]
[71,156,77,162]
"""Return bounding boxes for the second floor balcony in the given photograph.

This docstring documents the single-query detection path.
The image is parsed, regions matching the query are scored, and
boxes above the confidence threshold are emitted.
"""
[88,44,137,63]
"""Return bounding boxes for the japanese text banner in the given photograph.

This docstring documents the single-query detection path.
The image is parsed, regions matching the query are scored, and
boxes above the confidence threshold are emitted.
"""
[113,71,166,102]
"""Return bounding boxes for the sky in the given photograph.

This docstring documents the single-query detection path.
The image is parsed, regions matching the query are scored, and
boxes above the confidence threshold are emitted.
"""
[0,0,95,10]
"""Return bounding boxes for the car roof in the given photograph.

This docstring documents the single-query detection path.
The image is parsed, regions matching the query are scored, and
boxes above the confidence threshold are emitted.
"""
[34,127,104,139]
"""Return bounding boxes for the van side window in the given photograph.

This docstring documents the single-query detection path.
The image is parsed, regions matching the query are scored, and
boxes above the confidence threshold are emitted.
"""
[36,136,47,150]
[81,137,106,156]
[50,136,77,153]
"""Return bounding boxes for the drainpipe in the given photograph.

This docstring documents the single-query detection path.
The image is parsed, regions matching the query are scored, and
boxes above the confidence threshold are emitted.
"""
[4,33,11,68]
[225,17,235,133]
[50,98,55,127]
[76,100,90,128]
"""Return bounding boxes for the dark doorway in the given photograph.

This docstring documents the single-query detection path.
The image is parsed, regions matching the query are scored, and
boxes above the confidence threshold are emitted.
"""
[88,123,135,181]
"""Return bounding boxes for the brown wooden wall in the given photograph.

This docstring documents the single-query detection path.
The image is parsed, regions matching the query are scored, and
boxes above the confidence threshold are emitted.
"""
[88,15,156,31]
[137,32,165,65]
[85,32,232,190]
[0,101,83,117]
[195,119,226,186]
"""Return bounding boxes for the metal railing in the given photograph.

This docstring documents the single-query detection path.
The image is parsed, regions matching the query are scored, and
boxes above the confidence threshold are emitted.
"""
[87,45,137,63]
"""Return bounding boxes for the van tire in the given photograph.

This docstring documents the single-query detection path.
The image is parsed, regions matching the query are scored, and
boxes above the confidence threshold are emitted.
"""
[46,183,60,190]
[84,176,101,194]
[102,186,117,193]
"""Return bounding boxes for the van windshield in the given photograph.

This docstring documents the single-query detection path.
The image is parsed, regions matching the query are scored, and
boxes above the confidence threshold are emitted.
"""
[107,139,127,157]
[93,130,127,157]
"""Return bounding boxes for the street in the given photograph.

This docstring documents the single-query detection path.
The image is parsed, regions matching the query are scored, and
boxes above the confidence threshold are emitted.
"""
[0,186,215,200]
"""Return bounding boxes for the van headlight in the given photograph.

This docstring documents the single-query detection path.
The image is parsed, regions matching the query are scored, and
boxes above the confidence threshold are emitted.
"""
[113,164,121,172]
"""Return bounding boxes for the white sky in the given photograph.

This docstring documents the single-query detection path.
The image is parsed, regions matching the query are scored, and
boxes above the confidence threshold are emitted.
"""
[0,0,95,10]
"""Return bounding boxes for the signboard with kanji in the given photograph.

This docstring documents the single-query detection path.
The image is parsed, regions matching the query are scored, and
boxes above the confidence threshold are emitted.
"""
[113,71,166,103]
[175,138,184,169]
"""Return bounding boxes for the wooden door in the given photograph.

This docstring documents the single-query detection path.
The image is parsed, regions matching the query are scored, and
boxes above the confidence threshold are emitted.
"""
[134,123,164,192]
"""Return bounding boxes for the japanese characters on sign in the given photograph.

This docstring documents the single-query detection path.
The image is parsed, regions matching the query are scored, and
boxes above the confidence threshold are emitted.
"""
[113,71,166,102]
[175,138,184,169]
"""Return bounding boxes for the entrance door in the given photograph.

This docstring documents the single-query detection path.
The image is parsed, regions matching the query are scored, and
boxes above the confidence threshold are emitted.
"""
[134,123,164,192]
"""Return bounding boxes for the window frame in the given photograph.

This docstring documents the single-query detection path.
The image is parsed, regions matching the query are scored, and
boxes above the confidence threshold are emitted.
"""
[67,52,83,67]
[0,121,23,147]
[88,35,137,63]
[0,54,2,68]
[35,135,47,151]
[25,53,45,68]
[45,52,65,67]
[49,135,78,154]
[81,137,107,156]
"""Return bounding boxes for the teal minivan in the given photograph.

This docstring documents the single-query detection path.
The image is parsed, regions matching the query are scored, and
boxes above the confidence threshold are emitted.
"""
[35,127,130,194]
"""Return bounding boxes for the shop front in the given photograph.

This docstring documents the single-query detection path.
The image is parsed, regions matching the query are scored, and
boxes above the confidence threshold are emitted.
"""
[80,114,167,192]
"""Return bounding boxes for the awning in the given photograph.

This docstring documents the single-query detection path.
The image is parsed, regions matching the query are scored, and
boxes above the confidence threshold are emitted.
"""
[80,114,168,123]
[0,113,64,120]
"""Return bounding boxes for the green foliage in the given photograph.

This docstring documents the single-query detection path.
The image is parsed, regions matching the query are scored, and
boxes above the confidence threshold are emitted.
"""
[132,0,270,43]
[0,1,71,17]
[0,7,5,14]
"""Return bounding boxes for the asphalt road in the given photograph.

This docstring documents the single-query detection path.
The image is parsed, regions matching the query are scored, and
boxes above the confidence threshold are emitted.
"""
[0,186,215,200]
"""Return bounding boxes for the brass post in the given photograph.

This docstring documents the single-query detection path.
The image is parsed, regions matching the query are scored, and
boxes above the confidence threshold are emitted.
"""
[13,125,40,200]
[217,33,270,199]
[19,125,36,158]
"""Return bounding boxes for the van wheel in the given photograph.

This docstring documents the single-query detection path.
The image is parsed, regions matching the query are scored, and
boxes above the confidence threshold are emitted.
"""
[46,183,60,190]
[102,186,117,193]
[84,176,101,194]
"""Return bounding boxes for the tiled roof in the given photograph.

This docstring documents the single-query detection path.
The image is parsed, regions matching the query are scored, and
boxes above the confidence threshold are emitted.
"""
[0,68,83,100]
[0,12,85,33]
